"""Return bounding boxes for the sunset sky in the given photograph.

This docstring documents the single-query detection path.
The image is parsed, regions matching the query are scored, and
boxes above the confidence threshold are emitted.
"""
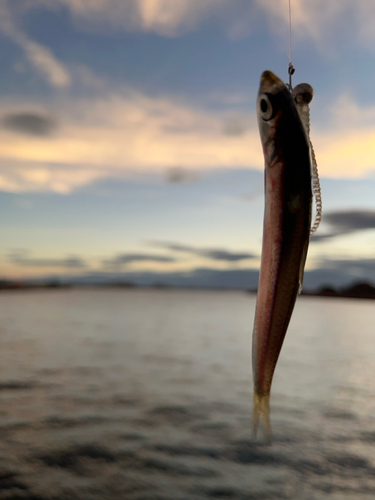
[2,0,375,289]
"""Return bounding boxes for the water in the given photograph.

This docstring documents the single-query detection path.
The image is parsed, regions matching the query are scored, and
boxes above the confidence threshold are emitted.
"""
[0,288,375,499]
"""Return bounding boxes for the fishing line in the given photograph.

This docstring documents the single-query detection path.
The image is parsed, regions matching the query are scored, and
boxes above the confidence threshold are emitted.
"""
[289,0,292,63]
[287,0,322,235]
[287,0,295,90]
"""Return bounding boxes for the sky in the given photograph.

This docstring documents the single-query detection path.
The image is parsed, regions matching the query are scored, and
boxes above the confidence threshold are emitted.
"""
[2,0,375,289]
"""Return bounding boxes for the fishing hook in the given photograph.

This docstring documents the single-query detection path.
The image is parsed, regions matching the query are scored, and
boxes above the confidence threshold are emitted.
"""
[287,62,295,91]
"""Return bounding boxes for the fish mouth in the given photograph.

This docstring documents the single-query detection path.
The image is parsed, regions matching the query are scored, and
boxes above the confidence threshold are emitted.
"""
[259,70,286,96]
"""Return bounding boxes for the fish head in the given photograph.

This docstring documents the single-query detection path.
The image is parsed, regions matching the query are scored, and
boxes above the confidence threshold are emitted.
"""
[257,70,306,168]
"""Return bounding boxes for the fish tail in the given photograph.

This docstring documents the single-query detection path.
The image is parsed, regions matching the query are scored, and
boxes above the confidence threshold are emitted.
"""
[253,391,272,444]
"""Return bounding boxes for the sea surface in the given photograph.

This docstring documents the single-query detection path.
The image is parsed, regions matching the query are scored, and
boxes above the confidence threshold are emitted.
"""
[0,288,375,499]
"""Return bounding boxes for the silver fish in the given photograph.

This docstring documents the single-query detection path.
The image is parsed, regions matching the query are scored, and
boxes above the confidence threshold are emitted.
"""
[252,71,312,442]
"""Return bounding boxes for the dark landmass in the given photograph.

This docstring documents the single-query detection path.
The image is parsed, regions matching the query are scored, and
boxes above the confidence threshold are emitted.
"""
[304,282,375,300]
[2,267,367,293]
[0,279,72,291]
[0,280,136,291]
[2,276,375,300]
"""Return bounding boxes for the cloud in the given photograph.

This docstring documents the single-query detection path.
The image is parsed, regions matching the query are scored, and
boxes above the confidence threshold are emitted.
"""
[2,88,375,194]
[20,39,71,87]
[0,91,263,193]
[165,167,200,184]
[16,0,375,48]
[252,0,350,43]
[2,112,57,137]
[303,263,375,290]
[255,0,375,51]
[9,251,87,268]
[3,0,375,64]
[311,209,375,241]
[306,257,375,286]
[309,93,375,179]
[150,242,256,261]
[103,253,176,268]
[312,128,375,178]
[0,2,71,87]
[0,158,121,194]
[252,0,375,50]
[329,94,375,130]
[27,0,259,38]
[325,210,375,231]
[321,257,375,272]
[239,190,262,202]
[202,249,256,261]
[222,114,250,137]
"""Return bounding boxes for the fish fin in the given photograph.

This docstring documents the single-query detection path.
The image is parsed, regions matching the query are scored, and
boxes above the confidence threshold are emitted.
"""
[253,391,272,444]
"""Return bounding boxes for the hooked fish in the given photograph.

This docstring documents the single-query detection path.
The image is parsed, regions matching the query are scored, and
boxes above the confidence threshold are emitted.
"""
[252,71,312,442]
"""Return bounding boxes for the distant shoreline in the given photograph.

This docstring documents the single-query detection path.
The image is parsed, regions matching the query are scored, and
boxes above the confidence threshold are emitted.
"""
[1,280,375,300]
[302,282,375,300]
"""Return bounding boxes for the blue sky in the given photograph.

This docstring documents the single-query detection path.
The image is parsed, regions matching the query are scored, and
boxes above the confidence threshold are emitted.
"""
[2,0,375,289]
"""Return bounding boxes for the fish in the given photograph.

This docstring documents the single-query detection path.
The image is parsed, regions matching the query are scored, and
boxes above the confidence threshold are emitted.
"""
[252,71,312,442]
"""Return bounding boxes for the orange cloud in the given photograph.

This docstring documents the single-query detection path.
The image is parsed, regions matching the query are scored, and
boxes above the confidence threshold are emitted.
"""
[0,92,262,192]
[0,90,374,193]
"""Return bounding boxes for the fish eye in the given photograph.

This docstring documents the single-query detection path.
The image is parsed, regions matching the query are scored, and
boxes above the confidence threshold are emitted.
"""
[259,93,275,121]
